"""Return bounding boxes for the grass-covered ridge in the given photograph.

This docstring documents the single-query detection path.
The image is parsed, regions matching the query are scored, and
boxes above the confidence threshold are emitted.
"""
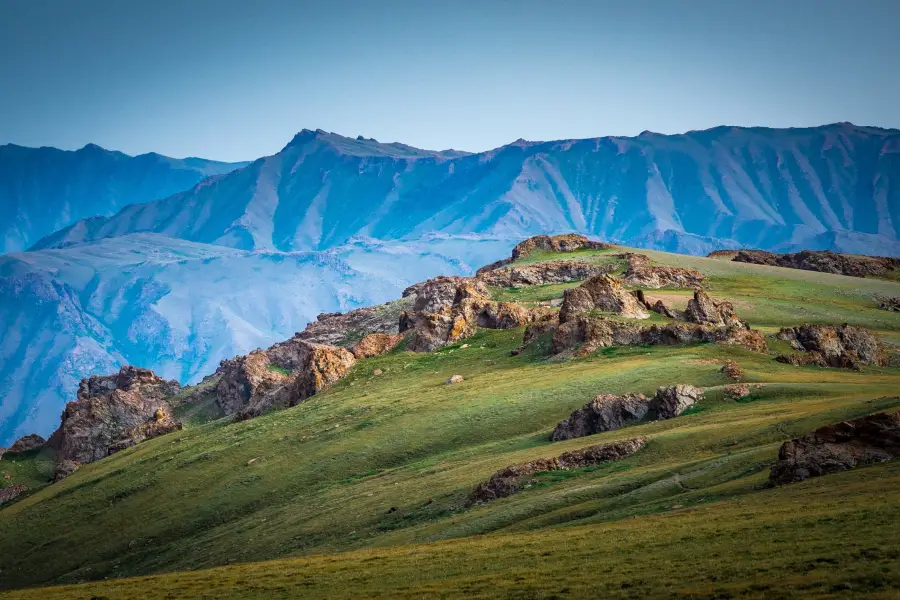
[1,244,899,597]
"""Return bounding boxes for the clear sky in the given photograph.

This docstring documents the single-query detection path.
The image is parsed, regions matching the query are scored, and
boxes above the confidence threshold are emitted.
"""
[2,0,899,162]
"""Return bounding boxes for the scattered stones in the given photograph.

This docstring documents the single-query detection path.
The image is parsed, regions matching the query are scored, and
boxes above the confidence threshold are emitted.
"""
[649,385,704,419]
[776,324,887,370]
[551,393,650,441]
[350,333,403,359]
[684,289,742,327]
[732,249,900,279]
[446,375,465,384]
[769,409,900,485]
[53,460,80,482]
[720,360,744,381]
[7,434,46,454]
[620,253,705,289]
[0,484,27,504]
[466,437,647,506]
[724,383,751,400]
[559,274,650,321]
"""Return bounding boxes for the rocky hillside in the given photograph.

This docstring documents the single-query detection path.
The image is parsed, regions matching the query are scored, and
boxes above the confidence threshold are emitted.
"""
[0,143,247,254]
[32,123,900,256]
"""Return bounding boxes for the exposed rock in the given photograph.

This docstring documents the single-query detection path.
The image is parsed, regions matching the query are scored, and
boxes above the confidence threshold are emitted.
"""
[684,289,742,327]
[0,484,27,504]
[776,324,887,369]
[620,253,705,289]
[720,360,745,381]
[630,290,679,319]
[559,274,649,321]
[373,369,383,376]
[511,234,611,261]
[877,296,900,312]
[551,393,649,441]
[294,298,412,347]
[49,366,182,465]
[733,249,900,279]
[649,385,704,419]
[405,276,488,315]
[53,460,79,482]
[769,410,900,485]
[446,375,465,385]
[467,437,647,506]
[724,383,751,400]
[232,340,357,420]
[0,446,4,460]
[7,434,46,454]
[350,333,404,359]
[477,260,613,288]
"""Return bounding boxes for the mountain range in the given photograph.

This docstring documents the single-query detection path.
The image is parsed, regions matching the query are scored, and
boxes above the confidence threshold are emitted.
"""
[2,122,900,444]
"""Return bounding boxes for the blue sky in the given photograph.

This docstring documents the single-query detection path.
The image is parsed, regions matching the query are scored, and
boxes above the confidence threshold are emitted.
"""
[2,0,899,162]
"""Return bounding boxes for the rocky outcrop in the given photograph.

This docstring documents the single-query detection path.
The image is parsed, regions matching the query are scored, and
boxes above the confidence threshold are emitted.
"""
[732,250,900,279]
[477,260,613,288]
[49,367,181,466]
[466,437,647,506]
[350,333,404,359]
[769,410,900,485]
[53,460,80,482]
[551,393,650,441]
[725,383,751,400]
[476,234,612,274]
[7,434,46,454]
[548,315,766,357]
[684,289,742,327]
[294,298,412,348]
[216,338,357,420]
[0,484,27,505]
[878,296,900,312]
[559,274,650,321]
[630,290,679,319]
[776,324,887,370]
[620,253,705,289]
[648,385,703,419]
[720,360,744,381]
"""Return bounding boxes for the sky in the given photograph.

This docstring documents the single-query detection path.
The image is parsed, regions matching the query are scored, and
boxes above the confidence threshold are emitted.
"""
[1,0,899,162]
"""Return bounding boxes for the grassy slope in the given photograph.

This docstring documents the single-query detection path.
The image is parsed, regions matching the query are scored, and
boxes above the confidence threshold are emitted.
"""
[2,247,900,597]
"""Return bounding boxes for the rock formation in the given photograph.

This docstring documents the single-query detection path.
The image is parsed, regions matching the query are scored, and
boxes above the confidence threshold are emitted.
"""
[684,289,742,327]
[769,410,900,485]
[630,290,679,319]
[0,484,27,504]
[620,253,705,289]
[350,333,404,359]
[877,296,900,312]
[648,385,703,419]
[53,460,80,482]
[48,367,182,466]
[558,274,650,321]
[732,250,900,279]
[477,260,613,288]
[724,383,751,400]
[7,434,46,453]
[720,360,744,381]
[551,393,650,441]
[478,234,613,274]
[446,375,465,385]
[294,298,412,347]
[776,324,887,370]
[466,437,647,506]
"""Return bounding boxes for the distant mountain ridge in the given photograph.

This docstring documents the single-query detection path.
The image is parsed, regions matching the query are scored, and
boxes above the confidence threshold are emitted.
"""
[32,123,900,256]
[0,143,248,253]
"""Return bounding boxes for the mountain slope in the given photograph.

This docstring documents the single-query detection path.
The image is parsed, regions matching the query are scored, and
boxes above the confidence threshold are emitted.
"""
[34,123,900,255]
[0,143,247,253]
[0,233,517,445]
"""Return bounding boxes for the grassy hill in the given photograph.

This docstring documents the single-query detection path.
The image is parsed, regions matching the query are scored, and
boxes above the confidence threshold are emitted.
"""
[2,245,899,598]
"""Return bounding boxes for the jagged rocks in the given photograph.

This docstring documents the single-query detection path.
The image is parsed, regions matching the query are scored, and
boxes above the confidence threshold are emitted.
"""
[878,296,900,312]
[219,339,357,420]
[511,234,611,261]
[294,299,411,347]
[725,384,751,400]
[49,367,181,465]
[732,249,900,279]
[769,410,900,485]
[720,360,744,381]
[776,324,887,370]
[684,289,742,327]
[466,437,647,506]
[630,290,679,319]
[559,275,650,322]
[551,393,650,441]
[7,434,46,453]
[477,260,613,288]
[649,385,704,419]
[620,253,705,289]
[350,333,404,359]
[0,484,27,504]
[53,460,79,482]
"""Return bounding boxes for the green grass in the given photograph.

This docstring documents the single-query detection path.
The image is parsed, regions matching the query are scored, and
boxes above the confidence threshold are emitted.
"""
[1,244,900,597]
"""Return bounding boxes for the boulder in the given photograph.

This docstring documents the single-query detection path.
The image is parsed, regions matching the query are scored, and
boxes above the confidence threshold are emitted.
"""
[776,324,887,369]
[649,385,704,419]
[684,289,742,327]
[446,375,465,384]
[467,437,646,506]
[53,460,79,482]
[215,350,292,415]
[769,410,900,485]
[620,253,705,289]
[724,383,751,400]
[551,393,650,441]
[350,333,404,359]
[720,360,745,381]
[559,274,649,322]
[7,434,46,453]
[0,484,27,504]
[878,296,900,312]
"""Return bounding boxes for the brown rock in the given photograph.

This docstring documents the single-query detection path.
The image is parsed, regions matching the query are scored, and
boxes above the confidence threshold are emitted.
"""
[769,410,900,485]
[295,298,412,347]
[77,365,180,402]
[559,274,649,322]
[0,484,27,504]
[720,360,745,381]
[446,375,465,384]
[108,407,182,455]
[776,324,886,369]
[620,253,705,289]
[551,393,650,441]
[724,383,751,400]
[649,385,704,419]
[733,249,900,279]
[467,437,646,506]
[878,296,900,312]
[7,434,46,453]
[350,333,404,359]
[510,234,612,261]
[53,460,79,482]
[477,260,613,288]
[684,289,742,327]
